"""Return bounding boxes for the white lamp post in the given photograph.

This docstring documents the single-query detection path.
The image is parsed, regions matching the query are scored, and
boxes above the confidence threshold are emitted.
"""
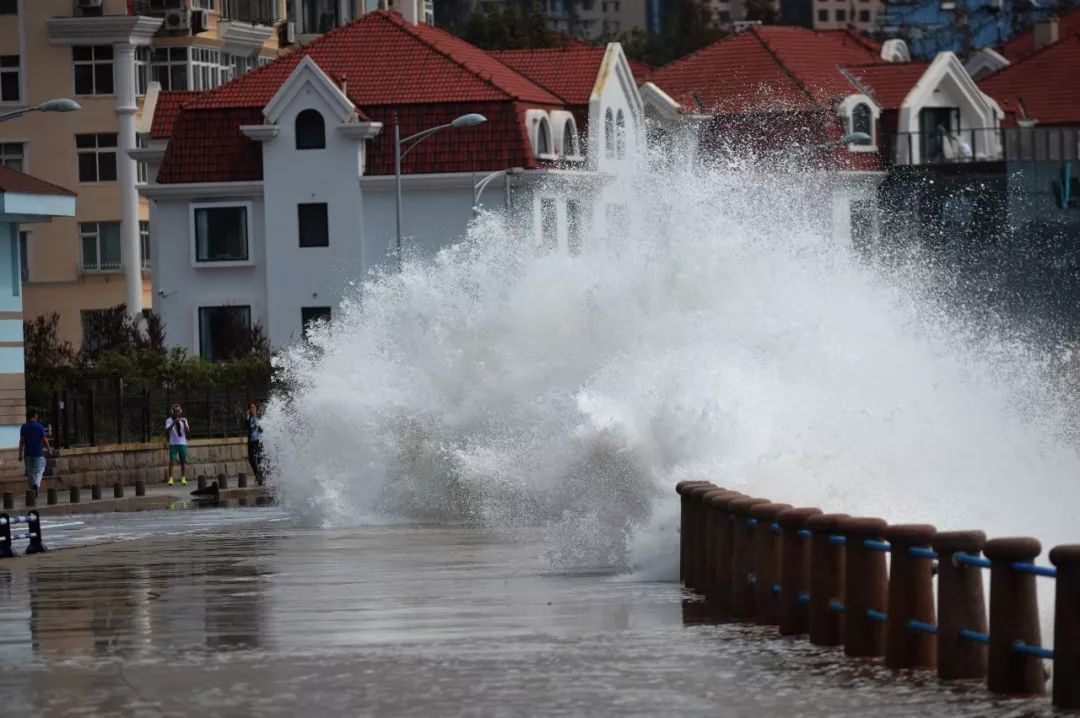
[0,98,80,124]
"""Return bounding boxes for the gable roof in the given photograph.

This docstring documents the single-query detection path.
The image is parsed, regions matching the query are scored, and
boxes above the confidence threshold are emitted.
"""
[157,11,568,183]
[492,46,652,107]
[648,26,884,114]
[0,166,74,197]
[980,33,1080,125]
[999,8,1080,62]
[843,61,931,109]
[149,90,200,139]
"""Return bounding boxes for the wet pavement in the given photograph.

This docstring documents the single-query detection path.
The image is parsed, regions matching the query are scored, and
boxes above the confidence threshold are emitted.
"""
[0,520,1056,717]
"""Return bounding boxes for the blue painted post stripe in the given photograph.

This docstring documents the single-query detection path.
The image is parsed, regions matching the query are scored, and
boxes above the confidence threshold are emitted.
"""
[865,609,888,622]
[748,573,757,585]
[907,546,939,560]
[0,515,28,525]
[828,534,847,546]
[796,592,811,604]
[770,522,781,534]
[955,553,992,569]
[772,583,782,594]
[828,600,845,614]
[747,518,758,528]
[797,529,812,539]
[863,539,891,552]
[906,620,939,634]
[1012,641,1054,659]
[1011,562,1057,578]
[959,629,989,644]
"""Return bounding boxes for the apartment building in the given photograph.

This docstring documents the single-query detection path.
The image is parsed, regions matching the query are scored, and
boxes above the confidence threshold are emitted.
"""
[0,0,357,350]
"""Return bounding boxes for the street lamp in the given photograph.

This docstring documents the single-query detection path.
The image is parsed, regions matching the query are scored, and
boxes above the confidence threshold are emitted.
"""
[394,112,487,262]
[0,98,80,124]
[472,167,524,217]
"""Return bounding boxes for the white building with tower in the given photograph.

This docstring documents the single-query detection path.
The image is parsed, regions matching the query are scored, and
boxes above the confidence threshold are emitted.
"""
[140,9,644,357]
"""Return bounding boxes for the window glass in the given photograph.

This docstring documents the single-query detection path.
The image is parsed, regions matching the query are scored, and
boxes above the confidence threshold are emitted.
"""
[79,222,122,272]
[0,0,16,13]
[295,109,326,150]
[540,197,557,251]
[18,230,28,282]
[73,46,113,95]
[615,110,626,159]
[817,8,828,21]
[301,306,331,339]
[195,206,249,262]
[604,108,614,159]
[836,8,846,21]
[198,306,252,361]
[852,103,873,144]
[0,142,23,172]
[298,203,329,247]
[140,220,151,269]
[859,9,870,21]
[0,55,19,103]
[76,133,117,183]
[537,119,551,156]
[562,121,576,157]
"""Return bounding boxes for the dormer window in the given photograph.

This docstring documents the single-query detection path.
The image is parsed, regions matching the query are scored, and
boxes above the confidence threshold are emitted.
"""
[851,103,873,145]
[562,121,577,158]
[295,108,326,150]
[537,117,552,156]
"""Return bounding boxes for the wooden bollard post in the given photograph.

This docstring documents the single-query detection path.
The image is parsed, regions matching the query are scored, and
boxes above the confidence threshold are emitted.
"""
[699,488,729,599]
[69,486,81,504]
[709,491,746,615]
[198,475,208,490]
[114,482,124,499]
[750,502,792,626]
[218,473,229,490]
[1,491,11,509]
[238,472,248,488]
[984,537,1045,696]
[686,483,717,592]
[703,490,741,609]
[933,530,988,680]
[135,480,146,497]
[777,507,822,636]
[883,524,937,670]
[1050,545,1080,709]
[46,488,57,505]
[839,516,889,658]
[728,497,770,620]
[25,489,35,507]
[807,513,849,646]
[676,481,709,587]
[91,484,102,500]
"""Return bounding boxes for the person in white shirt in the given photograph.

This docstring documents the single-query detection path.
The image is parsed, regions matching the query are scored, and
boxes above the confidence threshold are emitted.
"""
[164,404,190,486]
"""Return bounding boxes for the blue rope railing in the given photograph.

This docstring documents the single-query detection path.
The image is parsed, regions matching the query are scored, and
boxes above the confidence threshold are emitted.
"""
[797,529,812,539]
[864,539,891,552]
[906,619,939,635]
[747,518,758,529]
[866,609,888,622]
[1012,641,1054,659]
[796,592,811,605]
[828,600,845,614]
[828,534,847,546]
[1012,562,1057,578]
[772,583,782,594]
[959,629,989,644]
[907,546,939,560]
[955,553,992,569]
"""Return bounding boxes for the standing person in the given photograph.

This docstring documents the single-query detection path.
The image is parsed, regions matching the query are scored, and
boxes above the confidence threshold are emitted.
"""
[165,404,190,486]
[18,410,51,497]
[246,402,264,486]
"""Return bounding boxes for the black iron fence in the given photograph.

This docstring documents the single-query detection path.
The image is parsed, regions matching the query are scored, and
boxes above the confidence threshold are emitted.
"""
[884,126,1080,167]
[42,377,269,448]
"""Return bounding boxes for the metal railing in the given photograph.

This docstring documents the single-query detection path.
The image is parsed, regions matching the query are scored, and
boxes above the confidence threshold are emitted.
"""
[220,0,281,25]
[883,126,1080,166]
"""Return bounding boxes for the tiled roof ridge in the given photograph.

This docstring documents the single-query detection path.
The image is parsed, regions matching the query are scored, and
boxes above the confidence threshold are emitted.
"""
[748,26,819,105]
[0,166,75,196]
[838,27,882,54]
[377,11,539,102]
[982,31,1080,83]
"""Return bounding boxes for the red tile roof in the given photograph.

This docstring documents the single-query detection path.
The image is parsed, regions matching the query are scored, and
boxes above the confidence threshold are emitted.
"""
[149,90,200,140]
[492,46,652,107]
[158,11,566,183]
[980,33,1080,126]
[648,26,884,114]
[843,61,931,109]
[0,166,74,197]
[999,8,1080,62]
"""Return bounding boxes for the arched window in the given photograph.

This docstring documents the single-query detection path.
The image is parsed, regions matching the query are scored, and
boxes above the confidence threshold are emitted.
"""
[295,109,326,150]
[562,120,577,158]
[615,109,626,159]
[537,118,551,156]
[851,103,873,145]
[604,108,614,159]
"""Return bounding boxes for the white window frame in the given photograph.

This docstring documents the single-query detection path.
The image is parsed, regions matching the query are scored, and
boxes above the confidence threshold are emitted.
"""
[76,133,118,183]
[191,47,223,91]
[79,221,123,274]
[0,141,25,172]
[193,302,255,362]
[135,46,150,96]
[0,55,19,104]
[139,219,151,271]
[838,94,880,153]
[189,201,254,268]
[72,45,114,97]
[149,47,189,92]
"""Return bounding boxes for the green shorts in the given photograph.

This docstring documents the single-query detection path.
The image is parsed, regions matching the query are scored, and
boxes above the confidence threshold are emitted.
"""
[169,445,189,462]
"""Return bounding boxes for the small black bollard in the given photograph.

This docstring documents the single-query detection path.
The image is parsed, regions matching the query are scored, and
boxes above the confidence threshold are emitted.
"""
[91,484,102,500]
[24,489,35,508]
[2,491,12,509]
[135,480,146,497]
[238,473,248,488]
[46,488,57,505]
[114,482,124,499]
[69,486,81,504]
[197,475,208,490]
[25,511,46,554]
[217,473,229,490]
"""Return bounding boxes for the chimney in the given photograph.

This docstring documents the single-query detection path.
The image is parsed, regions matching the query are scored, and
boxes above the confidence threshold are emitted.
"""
[1033,16,1059,52]
[401,0,419,24]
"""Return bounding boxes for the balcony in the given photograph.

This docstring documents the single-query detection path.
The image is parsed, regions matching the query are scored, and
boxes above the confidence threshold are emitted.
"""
[220,0,281,25]
[884,126,1080,166]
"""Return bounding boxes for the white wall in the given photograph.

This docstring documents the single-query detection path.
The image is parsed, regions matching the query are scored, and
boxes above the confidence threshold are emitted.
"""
[149,194,268,357]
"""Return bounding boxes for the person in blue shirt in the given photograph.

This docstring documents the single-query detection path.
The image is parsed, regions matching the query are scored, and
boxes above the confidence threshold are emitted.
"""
[247,402,264,485]
[19,410,52,497]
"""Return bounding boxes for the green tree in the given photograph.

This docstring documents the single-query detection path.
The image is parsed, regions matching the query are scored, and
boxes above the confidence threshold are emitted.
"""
[745,0,780,24]
[592,0,727,66]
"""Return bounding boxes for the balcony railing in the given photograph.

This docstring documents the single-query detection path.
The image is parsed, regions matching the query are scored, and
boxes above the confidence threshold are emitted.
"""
[883,126,1080,167]
[220,0,281,25]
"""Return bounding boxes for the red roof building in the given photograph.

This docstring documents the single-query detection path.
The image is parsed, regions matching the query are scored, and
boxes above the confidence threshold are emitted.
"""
[999,9,1080,62]
[980,33,1080,127]
[156,10,567,184]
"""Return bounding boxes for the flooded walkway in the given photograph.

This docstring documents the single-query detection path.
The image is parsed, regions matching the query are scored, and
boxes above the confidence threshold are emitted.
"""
[0,522,1051,716]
